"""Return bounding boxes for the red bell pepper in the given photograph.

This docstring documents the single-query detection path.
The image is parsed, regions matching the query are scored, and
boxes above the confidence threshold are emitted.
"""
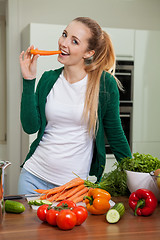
[129,188,157,216]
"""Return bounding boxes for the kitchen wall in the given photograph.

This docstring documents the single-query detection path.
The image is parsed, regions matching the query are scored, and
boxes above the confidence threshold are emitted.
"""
[0,0,160,194]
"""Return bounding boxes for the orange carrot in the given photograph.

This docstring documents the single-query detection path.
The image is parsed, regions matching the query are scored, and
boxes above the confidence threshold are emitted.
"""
[46,185,67,198]
[55,184,85,201]
[55,189,72,202]
[46,178,84,198]
[34,188,51,194]
[30,49,62,56]
[39,194,47,200]
[46,192,62,202]
[67,187,89,201]
[65,184,86,198]
[72,192,88,204]
[64,178,85,190]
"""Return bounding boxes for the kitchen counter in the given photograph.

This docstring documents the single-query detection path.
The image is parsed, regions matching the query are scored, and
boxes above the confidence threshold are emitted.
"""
[0,196,160,240]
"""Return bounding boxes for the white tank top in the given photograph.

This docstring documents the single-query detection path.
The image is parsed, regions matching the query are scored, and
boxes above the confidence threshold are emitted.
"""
[24,71,94,185]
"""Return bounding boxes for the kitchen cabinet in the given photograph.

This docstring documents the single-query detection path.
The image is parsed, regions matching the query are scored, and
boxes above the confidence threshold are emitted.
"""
[0,18,6,143]
[21,23,64,163]
[103,27,135,59]
[132,30,160,158]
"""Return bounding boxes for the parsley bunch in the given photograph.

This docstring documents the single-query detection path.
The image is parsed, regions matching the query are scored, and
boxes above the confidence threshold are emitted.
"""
[119,152,160,173]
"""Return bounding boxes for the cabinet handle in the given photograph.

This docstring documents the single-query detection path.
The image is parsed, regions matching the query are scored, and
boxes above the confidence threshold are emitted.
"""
[115,72,131,76]
[120,114,130,117]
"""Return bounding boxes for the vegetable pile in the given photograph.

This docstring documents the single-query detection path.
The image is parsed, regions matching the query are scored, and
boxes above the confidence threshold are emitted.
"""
[33,152,160,204]
[34,177,89,204]
[37,200,88,230]
[84,152,160,197]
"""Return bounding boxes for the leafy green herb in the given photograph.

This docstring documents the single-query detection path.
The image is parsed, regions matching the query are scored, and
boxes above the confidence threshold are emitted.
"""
[119,152,160,173]
[85,167,129,197]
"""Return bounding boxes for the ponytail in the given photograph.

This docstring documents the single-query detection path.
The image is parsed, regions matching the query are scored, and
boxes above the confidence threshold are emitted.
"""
[73,17,121,136]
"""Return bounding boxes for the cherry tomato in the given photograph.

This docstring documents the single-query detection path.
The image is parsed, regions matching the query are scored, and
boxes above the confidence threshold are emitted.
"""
[37,204,49,222]
[46,208,59,226]
[57,200,76,209]
[56,209,77,230]
[72,206,88,225]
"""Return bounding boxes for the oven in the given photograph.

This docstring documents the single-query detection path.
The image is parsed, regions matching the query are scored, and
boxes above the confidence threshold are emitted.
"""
[105,60,134,154]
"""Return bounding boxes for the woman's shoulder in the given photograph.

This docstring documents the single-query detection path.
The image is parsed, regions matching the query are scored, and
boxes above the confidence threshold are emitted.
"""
[37,67,63,86]
[41,67,63,79]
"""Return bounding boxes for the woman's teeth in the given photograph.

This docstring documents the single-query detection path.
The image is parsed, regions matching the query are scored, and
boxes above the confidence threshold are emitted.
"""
[61,50,69,55]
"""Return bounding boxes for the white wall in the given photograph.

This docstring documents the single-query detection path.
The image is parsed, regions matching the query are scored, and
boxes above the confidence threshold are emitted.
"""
[2,0,160,194]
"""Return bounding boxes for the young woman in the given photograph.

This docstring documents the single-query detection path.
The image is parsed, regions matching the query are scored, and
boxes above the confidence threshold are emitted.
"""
[18,17,132,194]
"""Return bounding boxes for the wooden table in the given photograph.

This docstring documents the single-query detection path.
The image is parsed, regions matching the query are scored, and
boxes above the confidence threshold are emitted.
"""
[0,196,160,240]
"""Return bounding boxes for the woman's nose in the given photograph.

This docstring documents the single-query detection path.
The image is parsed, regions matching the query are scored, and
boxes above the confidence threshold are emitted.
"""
[61,37,69,47]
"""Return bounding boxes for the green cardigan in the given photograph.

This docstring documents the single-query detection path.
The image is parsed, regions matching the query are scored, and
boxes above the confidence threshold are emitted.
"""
[20,67,132,182]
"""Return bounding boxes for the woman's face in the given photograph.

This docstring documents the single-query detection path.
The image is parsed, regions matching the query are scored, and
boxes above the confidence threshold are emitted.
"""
[58,21,93,67]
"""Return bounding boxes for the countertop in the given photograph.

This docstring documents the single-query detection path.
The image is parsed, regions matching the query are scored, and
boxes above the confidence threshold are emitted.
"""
[0,196,160,240]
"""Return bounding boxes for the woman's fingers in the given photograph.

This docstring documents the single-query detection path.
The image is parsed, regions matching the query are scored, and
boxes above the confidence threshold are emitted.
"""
[19,50,24,63]
[19,45,39,79]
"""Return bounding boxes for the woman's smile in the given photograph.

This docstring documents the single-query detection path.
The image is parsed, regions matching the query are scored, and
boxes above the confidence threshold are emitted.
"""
[59,49,70,57]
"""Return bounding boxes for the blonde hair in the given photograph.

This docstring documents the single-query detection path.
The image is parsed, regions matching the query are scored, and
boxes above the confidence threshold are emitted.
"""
[73,17,121,136]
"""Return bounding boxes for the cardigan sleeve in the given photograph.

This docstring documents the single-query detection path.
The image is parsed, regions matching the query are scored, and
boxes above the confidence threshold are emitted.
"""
[20,78,41,134]
[103,75,132,162]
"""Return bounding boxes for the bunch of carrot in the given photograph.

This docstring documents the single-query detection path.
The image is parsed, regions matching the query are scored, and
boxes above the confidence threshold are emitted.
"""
[34,177,89,204]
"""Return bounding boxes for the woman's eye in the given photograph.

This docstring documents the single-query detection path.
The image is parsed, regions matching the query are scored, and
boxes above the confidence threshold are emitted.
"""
[73,39,78,45]
[62,32,67,37]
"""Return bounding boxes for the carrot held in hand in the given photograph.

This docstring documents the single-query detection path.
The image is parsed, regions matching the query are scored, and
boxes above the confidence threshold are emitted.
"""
[30,49,62,56]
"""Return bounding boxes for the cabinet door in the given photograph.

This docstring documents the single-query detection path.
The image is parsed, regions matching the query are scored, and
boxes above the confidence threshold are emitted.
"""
[21,23,65,160]
[0,19,6,143]
[133,30,160,157]
[103,27,135,58]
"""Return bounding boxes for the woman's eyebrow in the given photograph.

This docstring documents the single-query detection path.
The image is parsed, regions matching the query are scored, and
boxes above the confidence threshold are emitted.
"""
[72,35,81,43]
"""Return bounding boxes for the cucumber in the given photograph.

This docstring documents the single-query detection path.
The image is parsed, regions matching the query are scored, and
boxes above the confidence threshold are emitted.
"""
[5,200,25,214]
[106,203,125,223]
[34,200,43,206]
[41,200,52,205]
[28,199,52,206]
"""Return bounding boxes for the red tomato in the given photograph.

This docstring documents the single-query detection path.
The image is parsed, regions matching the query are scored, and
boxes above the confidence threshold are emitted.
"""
[56,209,77,230]
[72,206,88,225]
[37,204,49,222]
[57,200,76,209]
[46,208,59,226]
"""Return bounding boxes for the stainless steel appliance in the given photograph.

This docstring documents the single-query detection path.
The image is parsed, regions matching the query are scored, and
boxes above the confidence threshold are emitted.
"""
[0,161,11,223]
[105,60,134,154]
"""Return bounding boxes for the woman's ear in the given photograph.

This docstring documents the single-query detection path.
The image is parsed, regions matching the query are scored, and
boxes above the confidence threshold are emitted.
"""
[83,50,95,60]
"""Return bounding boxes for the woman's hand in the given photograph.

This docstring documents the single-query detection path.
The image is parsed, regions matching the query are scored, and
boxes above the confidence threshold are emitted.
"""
[19,45,39,80]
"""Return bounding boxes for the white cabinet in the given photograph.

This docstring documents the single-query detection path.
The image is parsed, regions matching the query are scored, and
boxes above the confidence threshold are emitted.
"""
[0,19,6,143]
[103,27,135,59]
[132,30,160,158]
[21,23,64,85]
[21,23,65,162]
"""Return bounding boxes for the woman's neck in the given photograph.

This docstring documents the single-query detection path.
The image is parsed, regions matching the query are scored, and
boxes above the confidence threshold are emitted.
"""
[63,66,87,84]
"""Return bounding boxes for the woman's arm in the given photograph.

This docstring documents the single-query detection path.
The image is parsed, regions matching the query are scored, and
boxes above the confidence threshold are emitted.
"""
[103,77,132,162]
[20,78,41,134]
